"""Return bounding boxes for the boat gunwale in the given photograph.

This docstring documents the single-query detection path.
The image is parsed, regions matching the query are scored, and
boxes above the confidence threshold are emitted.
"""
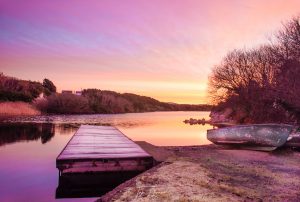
[207,123,297,132]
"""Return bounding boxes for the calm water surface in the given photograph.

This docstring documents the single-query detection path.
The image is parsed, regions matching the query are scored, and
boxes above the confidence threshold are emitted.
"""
[0,111,212,202]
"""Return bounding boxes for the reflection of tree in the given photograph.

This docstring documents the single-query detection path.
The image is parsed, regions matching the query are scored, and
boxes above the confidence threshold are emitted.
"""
[55,124,79,136]
[0,123,55,146]
[40,123,55,144]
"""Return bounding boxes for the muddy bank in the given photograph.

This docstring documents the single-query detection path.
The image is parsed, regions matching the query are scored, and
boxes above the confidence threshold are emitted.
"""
[98,144,300,202]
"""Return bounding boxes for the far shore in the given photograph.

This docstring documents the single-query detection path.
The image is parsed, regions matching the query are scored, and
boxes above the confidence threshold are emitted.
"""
[99,142,300,202]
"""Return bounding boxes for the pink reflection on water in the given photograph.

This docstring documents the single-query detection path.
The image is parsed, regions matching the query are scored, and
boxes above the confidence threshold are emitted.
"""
[0,124,92,202]
[118,111,212,146]
[0,112,211,201]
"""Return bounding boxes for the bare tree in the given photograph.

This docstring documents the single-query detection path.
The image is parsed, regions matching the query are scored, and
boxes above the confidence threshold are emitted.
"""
[277,17,300,61]
[208,16,300,123]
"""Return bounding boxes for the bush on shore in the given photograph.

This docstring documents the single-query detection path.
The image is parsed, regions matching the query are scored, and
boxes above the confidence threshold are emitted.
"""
[40,93,91,114]
[0,73,57,102]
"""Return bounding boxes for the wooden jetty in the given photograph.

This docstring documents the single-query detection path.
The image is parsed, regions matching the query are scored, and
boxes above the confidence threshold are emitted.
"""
[56,125,154,175]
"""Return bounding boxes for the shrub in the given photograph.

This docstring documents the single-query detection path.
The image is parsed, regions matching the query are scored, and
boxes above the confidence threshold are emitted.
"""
[0,73,44,102]
[45,93,91,114]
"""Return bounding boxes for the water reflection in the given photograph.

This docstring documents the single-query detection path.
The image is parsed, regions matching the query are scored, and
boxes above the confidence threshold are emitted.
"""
[0,123,55,146]
[0,112,212,201]
[56,171,141,199]
[1,112,213,146]
[56,124,80,135]
[3,114,151,128]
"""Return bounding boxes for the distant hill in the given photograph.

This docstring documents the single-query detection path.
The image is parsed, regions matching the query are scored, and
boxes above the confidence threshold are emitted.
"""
[42,89,212,114]
[0,73,212,114]
[78,89,211,114]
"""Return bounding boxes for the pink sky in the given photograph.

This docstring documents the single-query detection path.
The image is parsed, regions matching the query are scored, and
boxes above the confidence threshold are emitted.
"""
[0,0,300,104]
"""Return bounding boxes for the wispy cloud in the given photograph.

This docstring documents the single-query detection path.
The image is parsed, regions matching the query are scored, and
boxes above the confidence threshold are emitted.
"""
[0,0,300,103]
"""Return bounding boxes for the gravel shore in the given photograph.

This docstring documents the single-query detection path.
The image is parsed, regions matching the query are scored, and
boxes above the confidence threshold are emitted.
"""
[98,143,300,202]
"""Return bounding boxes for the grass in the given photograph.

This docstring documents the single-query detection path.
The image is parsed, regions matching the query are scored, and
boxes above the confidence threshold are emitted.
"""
[107,147,300,202]
[0,101,41,116]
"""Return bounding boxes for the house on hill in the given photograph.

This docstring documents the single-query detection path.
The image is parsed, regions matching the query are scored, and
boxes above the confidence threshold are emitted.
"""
[61,90,82,95]
[61,90,73,94]
[75,91,82,96]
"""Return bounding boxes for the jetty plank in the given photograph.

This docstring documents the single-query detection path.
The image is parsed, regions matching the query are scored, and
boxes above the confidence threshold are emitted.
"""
[56,125,153,174]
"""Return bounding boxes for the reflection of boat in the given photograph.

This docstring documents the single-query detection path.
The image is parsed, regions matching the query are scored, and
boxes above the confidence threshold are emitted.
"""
[207,124,299,151]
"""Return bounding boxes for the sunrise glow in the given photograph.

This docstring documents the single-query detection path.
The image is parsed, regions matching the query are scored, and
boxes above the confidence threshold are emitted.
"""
[1,0,300,104]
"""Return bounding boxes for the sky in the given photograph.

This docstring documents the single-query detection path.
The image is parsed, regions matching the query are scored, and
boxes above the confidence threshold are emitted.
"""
[0,0,300,104]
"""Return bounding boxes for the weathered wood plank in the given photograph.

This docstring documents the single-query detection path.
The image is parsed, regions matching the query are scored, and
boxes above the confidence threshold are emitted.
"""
[56,125,153,173]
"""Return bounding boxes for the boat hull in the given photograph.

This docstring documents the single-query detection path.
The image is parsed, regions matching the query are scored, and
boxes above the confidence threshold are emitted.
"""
[286,133,300,148]
[207,124,295,149]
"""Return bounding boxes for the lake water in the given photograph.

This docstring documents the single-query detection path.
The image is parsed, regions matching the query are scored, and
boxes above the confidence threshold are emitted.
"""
[0,111,212,202]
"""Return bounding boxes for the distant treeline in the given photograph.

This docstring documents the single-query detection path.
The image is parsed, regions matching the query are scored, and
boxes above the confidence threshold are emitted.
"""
[209,16,300,123]
[0,73,56,102]
[36,89,212,114]
[0,73,211,114]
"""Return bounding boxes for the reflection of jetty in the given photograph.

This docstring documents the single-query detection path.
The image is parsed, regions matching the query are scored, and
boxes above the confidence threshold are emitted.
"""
[56,125,154,198]
[56,171,140,198]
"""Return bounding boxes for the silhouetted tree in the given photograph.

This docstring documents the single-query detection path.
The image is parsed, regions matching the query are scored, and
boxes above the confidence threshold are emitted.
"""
[43,78,56,96]
[209,16,300,123]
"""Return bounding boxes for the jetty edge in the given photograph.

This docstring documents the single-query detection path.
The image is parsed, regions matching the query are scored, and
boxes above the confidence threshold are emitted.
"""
[56,125,154,175]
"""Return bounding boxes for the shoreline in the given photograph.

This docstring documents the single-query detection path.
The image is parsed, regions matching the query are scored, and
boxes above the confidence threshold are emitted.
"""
[0,101,211,118]
[0,110,211,117]
[98,143,300,201]
[0,111,211,125]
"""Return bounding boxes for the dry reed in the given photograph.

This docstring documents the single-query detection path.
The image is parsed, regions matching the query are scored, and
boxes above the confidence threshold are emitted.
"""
[0,101,41,116]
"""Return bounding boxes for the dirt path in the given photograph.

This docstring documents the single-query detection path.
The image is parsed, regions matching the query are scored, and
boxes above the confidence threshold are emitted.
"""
[98,144,300,202]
